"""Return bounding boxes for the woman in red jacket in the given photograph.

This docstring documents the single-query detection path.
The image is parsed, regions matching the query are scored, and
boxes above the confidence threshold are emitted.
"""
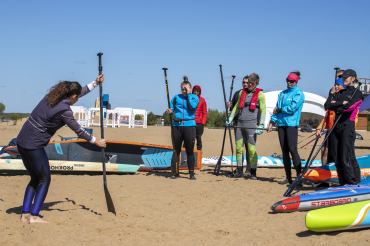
[192,85,207,150]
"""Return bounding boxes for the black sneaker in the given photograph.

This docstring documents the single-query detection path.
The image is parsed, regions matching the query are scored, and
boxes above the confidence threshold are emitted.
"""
[243,170,251,179]
[190,174,196,180]
[278,179,292,185]
[228,167,243,178]
[170,175,180,179]
[250,169,257,180]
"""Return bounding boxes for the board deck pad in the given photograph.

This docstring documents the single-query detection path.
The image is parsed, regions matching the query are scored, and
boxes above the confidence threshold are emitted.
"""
[5,140,202,171]
[202,156,322,168]
[304,155,370,183]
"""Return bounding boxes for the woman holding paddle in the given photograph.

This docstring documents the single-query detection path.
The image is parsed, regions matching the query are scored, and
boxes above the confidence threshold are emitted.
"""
[267,71,305,186]
[17,75,106,223]
[324,69,362,185]
[166,76,199,180]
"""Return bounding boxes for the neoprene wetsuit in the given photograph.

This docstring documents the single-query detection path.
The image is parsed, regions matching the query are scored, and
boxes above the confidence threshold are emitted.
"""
[229,89,266,169]
[17,82,96,216]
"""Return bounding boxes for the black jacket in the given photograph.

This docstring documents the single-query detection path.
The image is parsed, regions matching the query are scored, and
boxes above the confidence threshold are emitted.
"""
[324,85,362,124]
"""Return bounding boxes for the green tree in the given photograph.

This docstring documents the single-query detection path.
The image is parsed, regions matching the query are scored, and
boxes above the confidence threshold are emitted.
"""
[135,115,142,120]
[206,109,226,127]
[162,111,171,126]
[147,112,158,126]
[0,102,5,115]
[11,114,21,125]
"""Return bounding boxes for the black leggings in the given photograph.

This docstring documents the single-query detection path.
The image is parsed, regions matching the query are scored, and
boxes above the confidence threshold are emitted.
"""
[18,145,51,216]
[278,126,301,182]
[173,126,196,175]
[332,121,360,185]
[195,124,204,150]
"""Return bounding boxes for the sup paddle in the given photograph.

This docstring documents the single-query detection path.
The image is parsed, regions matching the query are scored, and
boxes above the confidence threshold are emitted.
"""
[284,82,362,197]
[214,66,234,175]
[162,68,179,178]
[299,130,327,148]
[97,53,116,215]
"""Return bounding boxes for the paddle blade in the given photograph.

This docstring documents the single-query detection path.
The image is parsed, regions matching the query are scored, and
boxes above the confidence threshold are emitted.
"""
[170,149,179,176]
[214,157,222,176]
[104,183,116,215]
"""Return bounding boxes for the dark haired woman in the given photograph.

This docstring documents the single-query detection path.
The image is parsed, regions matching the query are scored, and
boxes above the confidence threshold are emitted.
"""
[166,76,199,180]
[324,69,362,185]
[267,71,305,185]
[17,75,106,223]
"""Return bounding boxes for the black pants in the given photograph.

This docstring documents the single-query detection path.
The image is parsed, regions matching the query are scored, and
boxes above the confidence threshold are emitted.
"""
[278,126,301,182]
[195,124,204,150]
[173,126,196,175]
[332,121,360,185]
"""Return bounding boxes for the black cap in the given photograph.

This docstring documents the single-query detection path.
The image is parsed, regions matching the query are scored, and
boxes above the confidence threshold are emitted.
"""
[341,69,357,78]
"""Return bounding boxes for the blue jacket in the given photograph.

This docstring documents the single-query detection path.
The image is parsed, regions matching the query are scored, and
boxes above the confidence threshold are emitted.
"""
[170,94,199,127]
[270,85,305,127]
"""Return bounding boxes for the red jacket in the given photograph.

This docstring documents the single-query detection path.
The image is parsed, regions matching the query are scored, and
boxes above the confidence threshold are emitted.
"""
[192,85,207,125]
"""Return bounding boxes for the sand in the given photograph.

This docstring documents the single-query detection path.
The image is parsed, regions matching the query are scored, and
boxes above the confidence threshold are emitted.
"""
[1,120,370,245]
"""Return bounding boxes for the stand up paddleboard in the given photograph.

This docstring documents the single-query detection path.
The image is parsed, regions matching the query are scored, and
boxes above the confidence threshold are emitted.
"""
[304,155,370,183]
[306,200,370,232]
[0,159,139,174]
[4,140,202,171]
[202,156,322,168]
[271,180,370,212]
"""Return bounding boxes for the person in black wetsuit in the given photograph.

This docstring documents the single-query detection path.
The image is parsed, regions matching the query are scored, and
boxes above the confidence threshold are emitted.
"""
[17,75,106,223]
[324,69,362,185]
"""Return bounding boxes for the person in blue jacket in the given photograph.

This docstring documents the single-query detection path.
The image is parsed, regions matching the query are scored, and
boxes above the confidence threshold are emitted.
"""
[268,71,305,186]
[166,76,199,180]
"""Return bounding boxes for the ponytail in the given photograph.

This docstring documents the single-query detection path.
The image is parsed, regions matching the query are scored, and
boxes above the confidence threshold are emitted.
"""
[46,81,82,106]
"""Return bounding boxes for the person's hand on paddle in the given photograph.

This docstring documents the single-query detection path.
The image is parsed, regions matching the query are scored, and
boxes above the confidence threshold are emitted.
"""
[316,129,321,138]
[343,101,349,105]
[255,125,264,135]
[95,74,104,85]
[166,108,172,115]
[95,139,106,148]
[267,123,273,133]
[225,117,233,126]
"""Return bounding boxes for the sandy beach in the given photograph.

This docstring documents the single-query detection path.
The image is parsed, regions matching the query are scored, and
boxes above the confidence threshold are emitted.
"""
[1,120,370,245]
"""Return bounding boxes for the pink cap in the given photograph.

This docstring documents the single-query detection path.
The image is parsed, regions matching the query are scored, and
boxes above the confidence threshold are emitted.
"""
[287,73,299,83]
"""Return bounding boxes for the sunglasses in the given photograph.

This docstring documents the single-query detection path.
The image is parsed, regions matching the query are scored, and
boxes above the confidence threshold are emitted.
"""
[286,79,296,84]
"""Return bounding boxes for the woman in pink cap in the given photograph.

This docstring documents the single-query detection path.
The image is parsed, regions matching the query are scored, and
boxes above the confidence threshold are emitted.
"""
[268,71,305,186]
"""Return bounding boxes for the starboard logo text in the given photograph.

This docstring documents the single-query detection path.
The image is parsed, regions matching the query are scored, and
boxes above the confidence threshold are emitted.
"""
[311,198,351,207]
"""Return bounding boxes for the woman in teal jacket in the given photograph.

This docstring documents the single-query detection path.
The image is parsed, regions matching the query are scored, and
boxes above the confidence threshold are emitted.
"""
[166,76,199,180]
[268,71,305,185]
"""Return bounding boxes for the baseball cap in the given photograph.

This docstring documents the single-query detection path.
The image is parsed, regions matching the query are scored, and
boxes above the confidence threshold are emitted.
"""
[341,69,357,78]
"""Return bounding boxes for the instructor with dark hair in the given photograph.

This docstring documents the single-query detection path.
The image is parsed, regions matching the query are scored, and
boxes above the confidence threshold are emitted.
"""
[324,69,362,185]
[268,71,305,186]
[166,76,199,180]
[17,75,106,223]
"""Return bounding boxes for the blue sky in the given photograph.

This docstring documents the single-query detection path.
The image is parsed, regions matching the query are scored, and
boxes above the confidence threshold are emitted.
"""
[1,0,369,115]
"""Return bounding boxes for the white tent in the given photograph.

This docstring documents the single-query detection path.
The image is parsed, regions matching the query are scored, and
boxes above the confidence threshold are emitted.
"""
[264,91,327,127]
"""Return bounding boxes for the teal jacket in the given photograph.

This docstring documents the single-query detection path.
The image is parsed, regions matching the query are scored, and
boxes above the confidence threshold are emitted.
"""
[270,85,305,127]
[170,94,199,127]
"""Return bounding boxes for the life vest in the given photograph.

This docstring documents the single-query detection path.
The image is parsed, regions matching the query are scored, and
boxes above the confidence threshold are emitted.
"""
[239,88,263,110]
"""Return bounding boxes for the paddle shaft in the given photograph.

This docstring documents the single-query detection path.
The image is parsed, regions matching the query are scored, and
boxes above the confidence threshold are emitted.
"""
[98,54,106,182]
[162,68,179,175]
[299,130,327,149]
[284,83,362,197]
[97,53,116,215]
[214,65,233,175]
